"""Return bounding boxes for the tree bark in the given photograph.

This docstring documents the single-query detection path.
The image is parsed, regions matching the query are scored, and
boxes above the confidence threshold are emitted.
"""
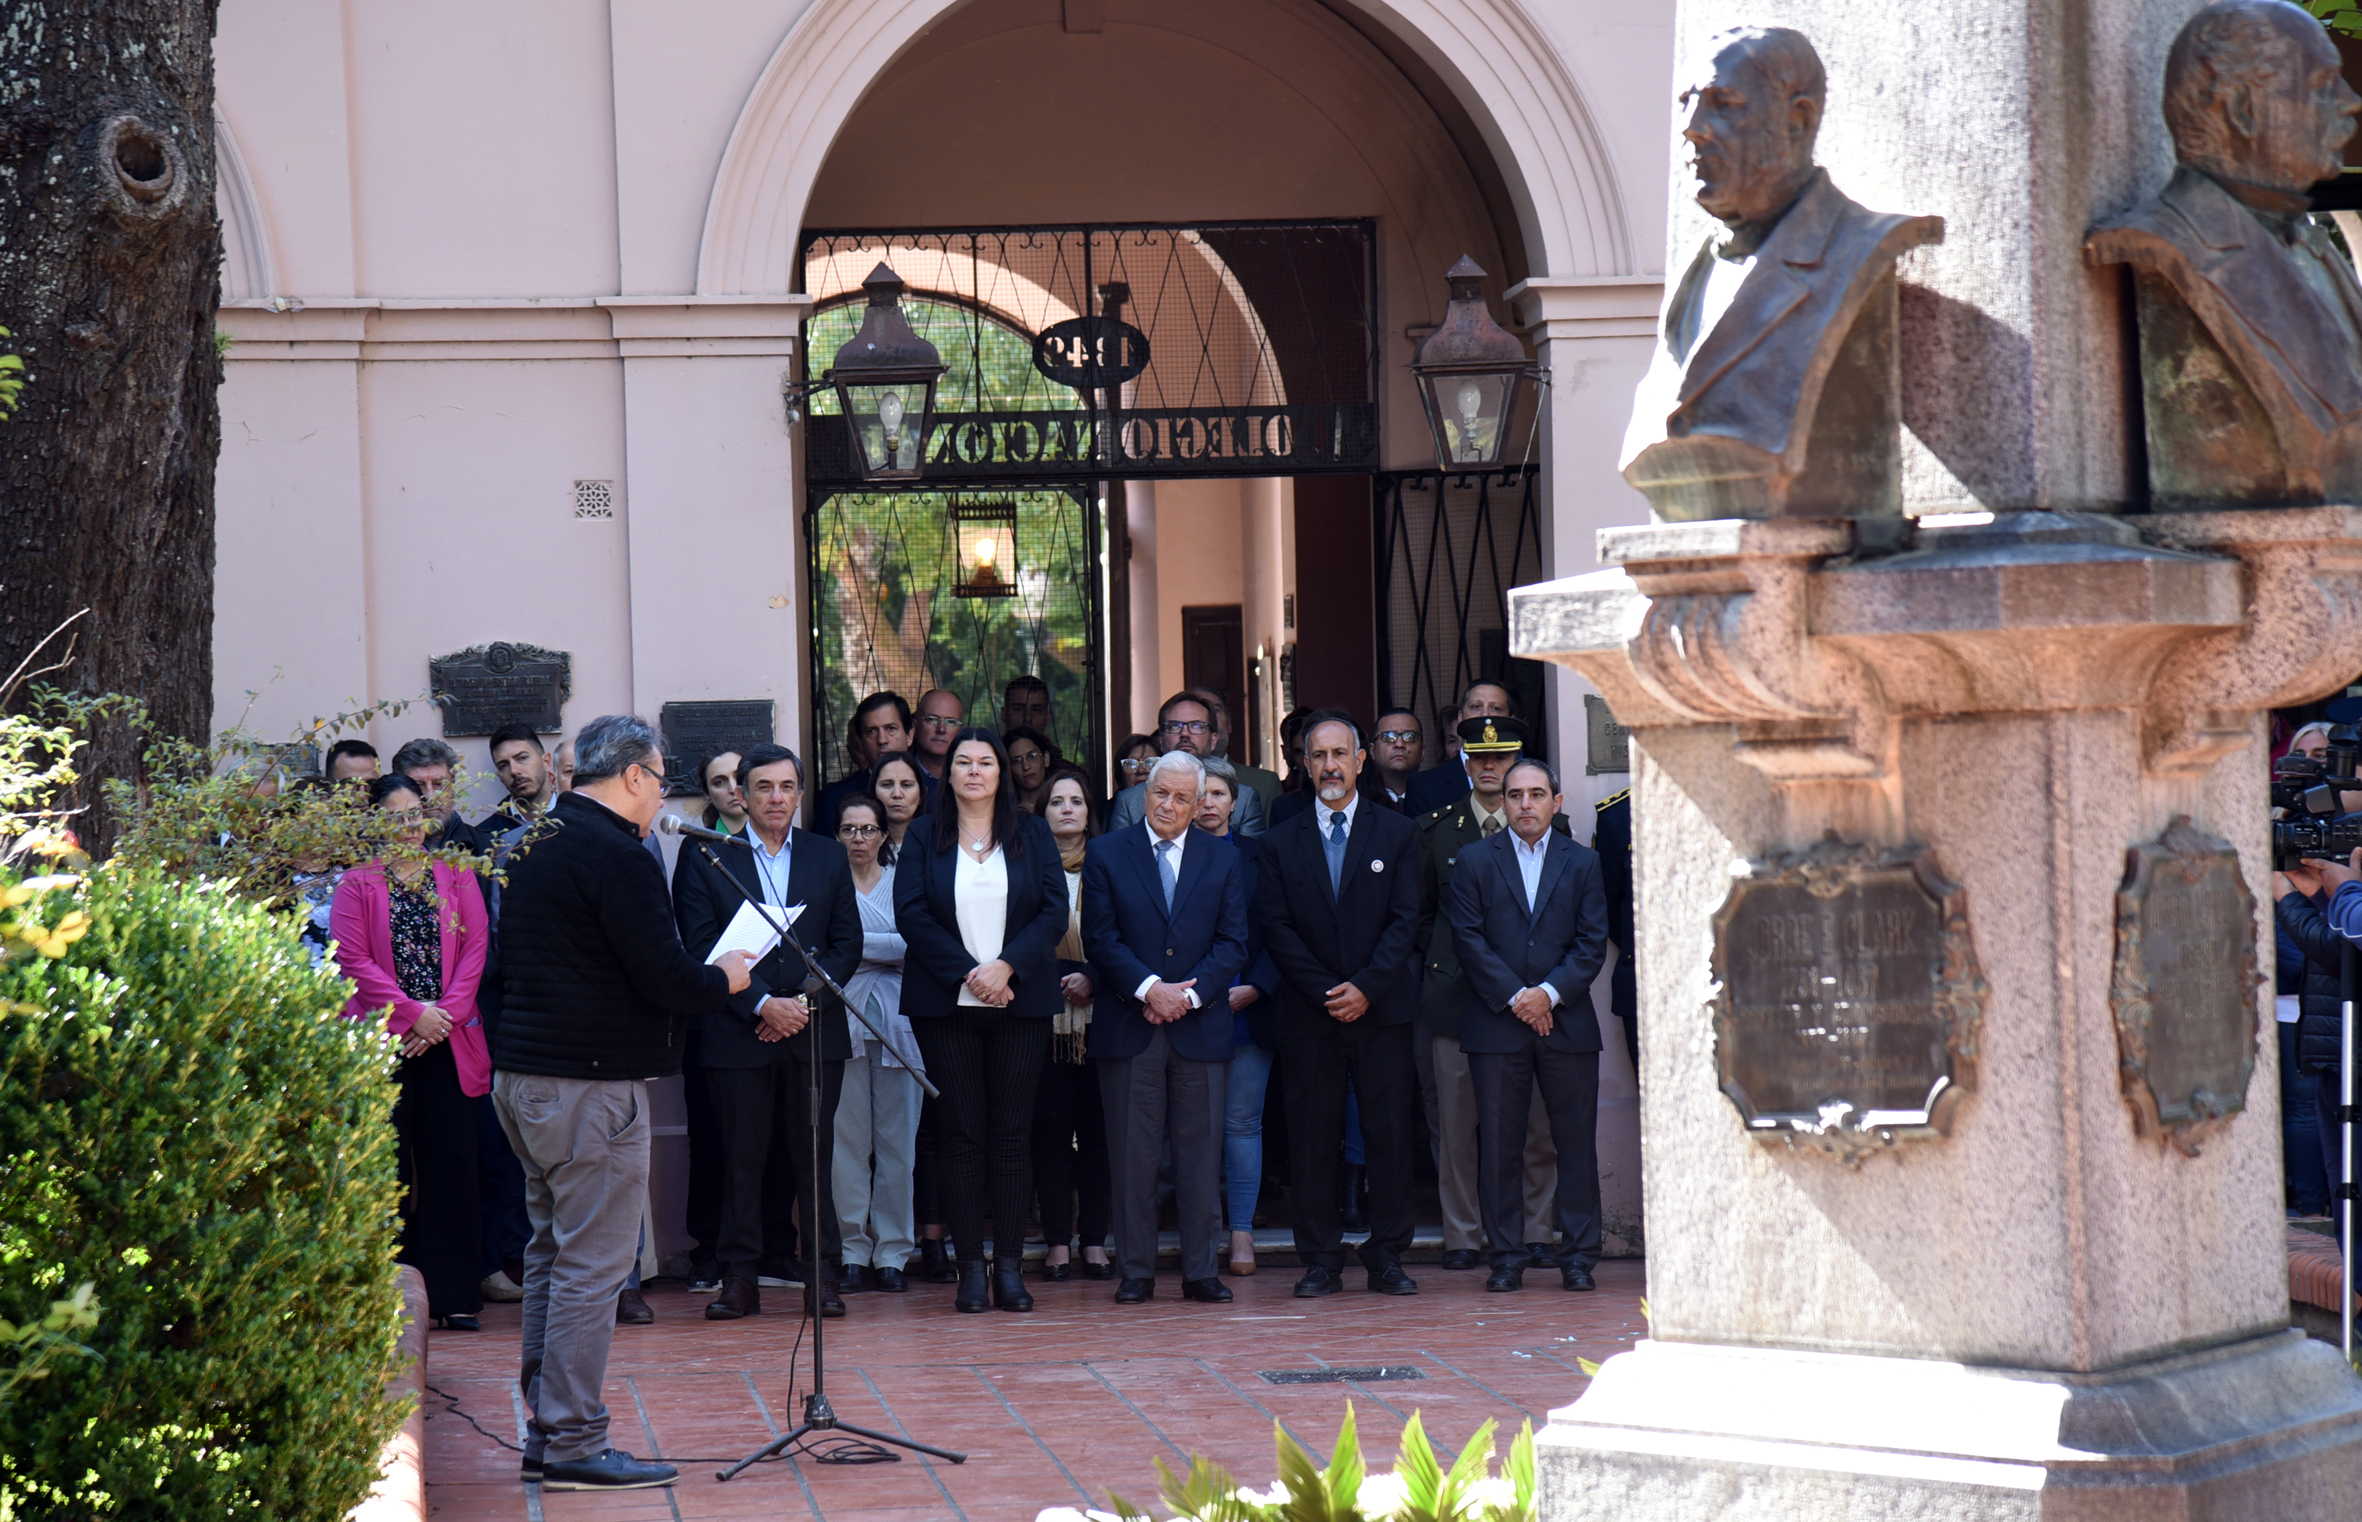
[0,0,221,851]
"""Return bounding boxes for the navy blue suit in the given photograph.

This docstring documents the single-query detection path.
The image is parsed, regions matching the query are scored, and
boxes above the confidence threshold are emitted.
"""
[1082,822,1251,1281]
[1403,760,1472,818]
[1449,827,1610,1269]
[1256,797,1423,1274]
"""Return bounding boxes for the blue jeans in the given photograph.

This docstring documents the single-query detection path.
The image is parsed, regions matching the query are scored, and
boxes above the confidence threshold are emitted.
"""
[2283,1022,2328,1214]
[1225,1041,1275,1232]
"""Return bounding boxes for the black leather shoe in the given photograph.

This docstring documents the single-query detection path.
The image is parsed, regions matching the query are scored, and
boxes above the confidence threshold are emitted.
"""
[1038,1258,1071,1281]
[540,1448,679,1491]
[519,1454,543,1483]
[954,1260,990,1313]
[921,1238,960,1283]
[434,1313,482,1331]
[705,1276,760,1320]
[992,1260,1034,1312]
[1181,1277,1233,1303]
[1339,1164,1369,1232]
[1293,1266,1342,1298]
[687,1255,722,1295]
[1485,1264,1524,1292]
[1562,1263,1597,1292]
[1367,1265,1419,1296]
[1525,1242,1557,1268]
[873,1266,907,1293]
[1440,1249,1480,1271]
[1113,1276,1155,1304]
[615,1287,654,1325]
[808,1276,846,1318]
[838,1263,869,1294]
[1080,1258,1116,1280]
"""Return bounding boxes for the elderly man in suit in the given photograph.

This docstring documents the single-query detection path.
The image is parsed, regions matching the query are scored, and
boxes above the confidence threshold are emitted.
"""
[2086,0,2362,505]
[674,742,864,1321]
[1450,758,1609,1293]
[1081,751,1250,1304]
[1258,711,1425,1297]
[1621,24,1943,520]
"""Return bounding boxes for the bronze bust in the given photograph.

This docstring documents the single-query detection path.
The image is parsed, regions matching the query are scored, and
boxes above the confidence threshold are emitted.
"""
[2087,0,2362,507]
[1622,27,1943,521]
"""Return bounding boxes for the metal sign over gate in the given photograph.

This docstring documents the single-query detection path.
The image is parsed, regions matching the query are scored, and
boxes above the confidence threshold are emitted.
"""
[798,221,1379,487]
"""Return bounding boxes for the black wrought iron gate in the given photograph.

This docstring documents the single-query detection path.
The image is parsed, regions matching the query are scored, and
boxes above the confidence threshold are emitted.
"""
[1372,465,1548,753]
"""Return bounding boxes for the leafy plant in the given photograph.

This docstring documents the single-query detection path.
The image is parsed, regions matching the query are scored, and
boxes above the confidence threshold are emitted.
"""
[0,1282,99,1410]
[1090,1404,1538,1522]
[2304,2,2362,38]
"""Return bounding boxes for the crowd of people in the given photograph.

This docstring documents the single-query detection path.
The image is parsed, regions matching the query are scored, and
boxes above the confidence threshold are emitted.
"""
[308,676,1636,1491]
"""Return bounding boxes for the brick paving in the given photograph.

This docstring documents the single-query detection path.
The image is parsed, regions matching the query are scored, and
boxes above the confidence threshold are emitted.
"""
[419,1260,1642,1521]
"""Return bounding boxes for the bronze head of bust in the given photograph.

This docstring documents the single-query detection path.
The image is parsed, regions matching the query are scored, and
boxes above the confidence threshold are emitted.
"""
[1621,27,1943,521]
[2086,0,2362,507]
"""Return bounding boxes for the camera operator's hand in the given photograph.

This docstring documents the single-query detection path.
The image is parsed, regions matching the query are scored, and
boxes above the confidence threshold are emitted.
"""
[2279,864,2327,900]
[2305,853,2362,892]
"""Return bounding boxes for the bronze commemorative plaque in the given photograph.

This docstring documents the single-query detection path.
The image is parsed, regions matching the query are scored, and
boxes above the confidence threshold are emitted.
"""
[1711,834,1985,1156]
[429,642,571,736]
[659,700,777,796]
[2110,817,2258,1155]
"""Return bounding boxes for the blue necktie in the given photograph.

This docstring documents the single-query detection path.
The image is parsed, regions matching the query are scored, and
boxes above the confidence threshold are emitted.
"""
[1156,837,1178,912]
[1325,810,1348,895]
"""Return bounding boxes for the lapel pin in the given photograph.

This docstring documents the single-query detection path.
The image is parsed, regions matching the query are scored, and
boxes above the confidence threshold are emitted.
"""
[1371,860,1385,873]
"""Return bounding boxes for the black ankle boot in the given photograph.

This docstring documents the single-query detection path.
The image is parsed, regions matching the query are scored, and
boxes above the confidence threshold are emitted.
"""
[991,1258,1034,1313]
[921,1237,958,1284]
[954,1259,990,1314]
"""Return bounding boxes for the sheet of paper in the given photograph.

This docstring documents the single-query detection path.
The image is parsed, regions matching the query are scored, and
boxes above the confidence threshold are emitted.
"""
[705,898,801,966]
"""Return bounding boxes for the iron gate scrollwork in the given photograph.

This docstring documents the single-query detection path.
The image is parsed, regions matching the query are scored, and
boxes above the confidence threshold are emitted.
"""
[798,221,1378,486]
[1374,466,1548,754]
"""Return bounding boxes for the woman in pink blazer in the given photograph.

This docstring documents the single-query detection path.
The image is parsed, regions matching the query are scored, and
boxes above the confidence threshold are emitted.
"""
[333,773,492,1328]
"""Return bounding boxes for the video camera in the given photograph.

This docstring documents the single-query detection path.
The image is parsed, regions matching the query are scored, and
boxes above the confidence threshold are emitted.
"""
[2272,723,2362,869]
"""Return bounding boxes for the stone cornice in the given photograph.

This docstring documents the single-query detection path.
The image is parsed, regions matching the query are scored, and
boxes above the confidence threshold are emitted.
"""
[218,295,814,361]
[1507,274,1663,342]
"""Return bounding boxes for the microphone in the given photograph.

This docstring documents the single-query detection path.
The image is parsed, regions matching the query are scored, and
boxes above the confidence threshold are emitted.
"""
[656,814,751,847]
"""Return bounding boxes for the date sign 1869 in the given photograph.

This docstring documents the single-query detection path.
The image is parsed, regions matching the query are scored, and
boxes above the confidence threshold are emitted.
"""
[1710,834,1987,1158]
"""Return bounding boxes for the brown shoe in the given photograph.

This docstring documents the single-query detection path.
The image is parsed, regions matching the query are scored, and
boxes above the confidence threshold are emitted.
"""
[704,1275,760,1320]
[616,1286,654,1325]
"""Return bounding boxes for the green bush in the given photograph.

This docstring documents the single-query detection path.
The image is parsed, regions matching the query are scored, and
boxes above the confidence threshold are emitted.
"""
[0,865,408,1519]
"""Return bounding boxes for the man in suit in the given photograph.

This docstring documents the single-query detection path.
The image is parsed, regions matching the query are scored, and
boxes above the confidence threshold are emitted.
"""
[1403,682,1516,817]
[2086,0,2362,505]
[1257,711,1424,1297]
[1595,787,1639,1072]
[1191,687,1284,812]
[1110,692,1267,836]
[1450,758,1610,1292]
[814,692,930,830]
[1620,25,1943,520]
[673,742,864,1321]
[1369,708,1424,808]
[1416,717,1565,1272]
[1081,752,1250,1304]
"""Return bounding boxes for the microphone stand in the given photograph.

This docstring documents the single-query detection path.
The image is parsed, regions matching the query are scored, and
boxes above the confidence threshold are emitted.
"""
[685,838,966,1478]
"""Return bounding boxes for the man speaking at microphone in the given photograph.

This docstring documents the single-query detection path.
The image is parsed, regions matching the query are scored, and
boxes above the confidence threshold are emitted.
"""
[492,715,755,1493]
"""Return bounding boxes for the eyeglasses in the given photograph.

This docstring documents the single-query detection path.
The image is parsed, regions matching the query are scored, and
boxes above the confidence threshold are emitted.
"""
[1374,730,1421,745]
[838,824,883,840]
[1118,757,1154,773]
[918,714,963,729]
[384,808,426,827]
[1160,720,1210,736]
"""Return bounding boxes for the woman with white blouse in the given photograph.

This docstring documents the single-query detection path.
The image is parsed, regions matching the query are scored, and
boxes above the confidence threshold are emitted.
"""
[892,728,1069,1313]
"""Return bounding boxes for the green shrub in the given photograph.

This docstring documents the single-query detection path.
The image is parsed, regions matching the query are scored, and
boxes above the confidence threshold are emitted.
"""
[0,865,407,1519]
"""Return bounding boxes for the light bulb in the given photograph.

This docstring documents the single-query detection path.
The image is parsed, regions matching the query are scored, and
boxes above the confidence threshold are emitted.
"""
[1456,381,1484,425]
[878,391,905,446]
[974,535,998,566]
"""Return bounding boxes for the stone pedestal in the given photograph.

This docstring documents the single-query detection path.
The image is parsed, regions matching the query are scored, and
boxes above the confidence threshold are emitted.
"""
[1510,508,2362,1517]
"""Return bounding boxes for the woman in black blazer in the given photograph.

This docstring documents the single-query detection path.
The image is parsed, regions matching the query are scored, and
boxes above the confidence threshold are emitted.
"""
[893,727,1070,1312]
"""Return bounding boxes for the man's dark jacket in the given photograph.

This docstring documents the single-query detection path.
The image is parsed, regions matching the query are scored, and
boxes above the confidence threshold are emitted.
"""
[1403,761,1472,819]
[1447,827,1609,1055]
[1255,799,1422,1038]
[493,791,731,1080]
[673,827,863,1068]
[1080,822,1250,1063]
[1415,798,1571,1040]
[2277,889,2348,1076]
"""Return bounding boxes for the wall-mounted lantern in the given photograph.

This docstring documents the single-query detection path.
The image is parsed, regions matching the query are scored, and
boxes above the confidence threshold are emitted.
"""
[1409,255,1536,472]
[830,263,948,481]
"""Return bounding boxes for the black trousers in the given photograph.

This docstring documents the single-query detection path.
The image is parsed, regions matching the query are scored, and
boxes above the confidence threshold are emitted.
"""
[913,1094,943,1229]
[707,1057,845,1280]
[681,1057,725,1255]
[1469,1044,1602,1270]
[1278,1019,1417,1271]
[912,1010,1052,1261]
[1032,1056,1111,1251]
[393,1041,483,1316]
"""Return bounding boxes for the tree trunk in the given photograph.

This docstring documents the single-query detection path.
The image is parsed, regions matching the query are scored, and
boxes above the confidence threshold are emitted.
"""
[0,0,221,852]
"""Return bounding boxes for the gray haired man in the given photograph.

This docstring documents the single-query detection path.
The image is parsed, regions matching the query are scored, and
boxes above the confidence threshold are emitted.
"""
[492,715,755,1491]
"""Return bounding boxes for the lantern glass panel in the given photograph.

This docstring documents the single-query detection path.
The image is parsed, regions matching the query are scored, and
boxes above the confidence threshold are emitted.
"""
[839,380,937,477]
[1420,370,1520,468]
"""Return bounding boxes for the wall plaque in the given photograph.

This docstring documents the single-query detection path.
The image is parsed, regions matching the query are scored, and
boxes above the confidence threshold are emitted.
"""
[429,643,571,736]
[2110,817,2258,1156]
[1710,834,1985,1157]
[659,700,776,795]
[1584,693,1630,775]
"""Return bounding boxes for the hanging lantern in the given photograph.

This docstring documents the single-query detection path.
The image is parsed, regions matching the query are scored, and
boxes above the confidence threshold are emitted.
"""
[1409,256,1534,472]
[829,263,947,482]
[952,500,1019,598]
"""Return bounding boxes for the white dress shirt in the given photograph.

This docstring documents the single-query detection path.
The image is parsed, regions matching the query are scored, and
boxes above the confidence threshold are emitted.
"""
[1134,821,1201,1007]
[1316,788,1361,839]
[1510,828,1561,1009]
[953,845,1008,1007]
[749,827,794,907]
